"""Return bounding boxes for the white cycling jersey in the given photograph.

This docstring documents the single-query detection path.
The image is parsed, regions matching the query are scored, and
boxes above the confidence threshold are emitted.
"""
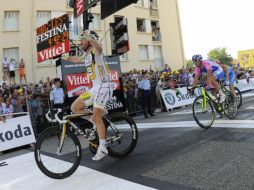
[79,51,112,110]
[80,52,111,86]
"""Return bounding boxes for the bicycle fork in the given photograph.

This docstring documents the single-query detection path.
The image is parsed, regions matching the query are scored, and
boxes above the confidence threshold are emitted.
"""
[202,90,207,112]
[56,124,67,155]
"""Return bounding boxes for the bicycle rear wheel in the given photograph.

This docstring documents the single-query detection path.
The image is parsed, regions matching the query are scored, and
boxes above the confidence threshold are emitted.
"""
[192,95,215,129]
[223,90,237,119]
[234,87,242,109]
[105,112,138,158]
[34,126,81,179]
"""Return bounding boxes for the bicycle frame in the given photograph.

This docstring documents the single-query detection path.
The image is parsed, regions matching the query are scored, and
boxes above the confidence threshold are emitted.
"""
[53,109,122,154]
[200,86,223,114]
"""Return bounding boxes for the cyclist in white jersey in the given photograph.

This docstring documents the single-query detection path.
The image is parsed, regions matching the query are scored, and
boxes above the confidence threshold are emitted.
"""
[66,30,112,161]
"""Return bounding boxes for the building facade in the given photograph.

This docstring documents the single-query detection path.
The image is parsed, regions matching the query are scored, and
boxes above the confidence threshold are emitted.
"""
[0,0,185,83]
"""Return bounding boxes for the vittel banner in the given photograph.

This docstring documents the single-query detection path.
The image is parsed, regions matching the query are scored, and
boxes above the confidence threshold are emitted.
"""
[36,14,70,63]
[0,115,36,151]
[66,73,92,97]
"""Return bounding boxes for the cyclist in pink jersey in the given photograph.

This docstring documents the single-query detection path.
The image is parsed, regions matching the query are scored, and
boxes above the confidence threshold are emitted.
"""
[192,54,225,103]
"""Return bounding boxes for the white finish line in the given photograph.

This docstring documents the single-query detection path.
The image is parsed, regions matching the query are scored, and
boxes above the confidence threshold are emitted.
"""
[0,153,156,190]
[137,120,254,129]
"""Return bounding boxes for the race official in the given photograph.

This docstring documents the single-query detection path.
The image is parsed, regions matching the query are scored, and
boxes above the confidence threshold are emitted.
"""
[50,78,65,109]
[138,73,156,118]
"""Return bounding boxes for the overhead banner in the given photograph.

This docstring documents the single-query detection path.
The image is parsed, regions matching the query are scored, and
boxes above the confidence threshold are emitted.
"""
[74,0,100,18]
[0,115,36,151]
[36,14,70,63]
[238,49,254,69]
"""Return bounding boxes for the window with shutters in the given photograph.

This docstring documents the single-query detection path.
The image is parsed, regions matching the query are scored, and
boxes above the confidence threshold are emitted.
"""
[89,14,101,30]
[139,45,149,60]
[36,11,51,27]
[3,48,19,66]
[4,11,19,31]
[137,19,147,32]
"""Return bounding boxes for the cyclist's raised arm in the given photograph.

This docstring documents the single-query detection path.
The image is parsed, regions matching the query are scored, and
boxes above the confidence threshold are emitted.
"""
[83,30,102,55]
[64,56,81,64]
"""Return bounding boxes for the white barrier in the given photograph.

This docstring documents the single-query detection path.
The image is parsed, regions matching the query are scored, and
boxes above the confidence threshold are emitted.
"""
[160,88,202,110]
[0,115,36,152]
[234,78,254,92]
[161,78,254,111]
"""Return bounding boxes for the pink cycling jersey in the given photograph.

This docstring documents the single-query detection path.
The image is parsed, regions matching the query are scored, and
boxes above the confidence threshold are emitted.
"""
[194,60,223,77]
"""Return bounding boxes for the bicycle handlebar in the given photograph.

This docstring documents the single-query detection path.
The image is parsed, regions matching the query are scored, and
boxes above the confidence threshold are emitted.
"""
[45,110,57,123]
[55,109,66,124]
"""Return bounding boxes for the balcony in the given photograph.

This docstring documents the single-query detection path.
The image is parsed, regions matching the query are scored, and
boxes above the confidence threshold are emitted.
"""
[150,7,159,17]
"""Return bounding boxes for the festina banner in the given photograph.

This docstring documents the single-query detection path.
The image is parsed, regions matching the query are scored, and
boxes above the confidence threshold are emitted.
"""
[37,40,70,63]
[36,14,70,63]
[0,115,36,151]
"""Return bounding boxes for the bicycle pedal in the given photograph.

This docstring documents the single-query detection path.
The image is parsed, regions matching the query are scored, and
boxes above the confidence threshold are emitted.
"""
[89,142,98,148]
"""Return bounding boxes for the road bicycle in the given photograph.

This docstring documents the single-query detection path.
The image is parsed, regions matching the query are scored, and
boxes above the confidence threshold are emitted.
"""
[34,107,138,179]
[187,79,237,129]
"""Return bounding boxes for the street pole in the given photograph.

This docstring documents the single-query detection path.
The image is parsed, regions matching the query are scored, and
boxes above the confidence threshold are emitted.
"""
[83,11,88,30]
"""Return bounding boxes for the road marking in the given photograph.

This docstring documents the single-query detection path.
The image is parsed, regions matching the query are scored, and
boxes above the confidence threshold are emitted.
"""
[246,105,254,110]
[137,120,254,129]
[0,153,156,190]
[242,92,254,98]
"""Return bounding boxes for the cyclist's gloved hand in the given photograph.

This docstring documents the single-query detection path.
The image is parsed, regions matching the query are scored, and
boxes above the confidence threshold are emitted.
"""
[206,83,214,90]
[188,87,195,96]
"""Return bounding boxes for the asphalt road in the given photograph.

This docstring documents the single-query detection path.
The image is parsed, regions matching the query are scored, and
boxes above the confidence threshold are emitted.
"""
[1,91,254,190]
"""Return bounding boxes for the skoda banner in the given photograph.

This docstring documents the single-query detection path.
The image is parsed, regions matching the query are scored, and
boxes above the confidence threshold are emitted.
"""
[0,115,36,151]
[160,87,202,110]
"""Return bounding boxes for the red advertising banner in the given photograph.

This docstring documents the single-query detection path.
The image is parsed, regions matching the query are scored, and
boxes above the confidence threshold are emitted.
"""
[65,70,121,97]
[109,70,121,90]
[66,72,92,97]
[75,0,85,18]
[37,40,70,63]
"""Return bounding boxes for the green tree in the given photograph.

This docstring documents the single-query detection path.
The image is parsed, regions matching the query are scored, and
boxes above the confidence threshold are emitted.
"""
[207,47,233,65]
[186,59,195,68]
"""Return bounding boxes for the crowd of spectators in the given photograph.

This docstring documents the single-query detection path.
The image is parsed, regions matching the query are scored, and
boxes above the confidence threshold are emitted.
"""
[0,77,55,121]
[122,64,254,114]
[1,60,254,121]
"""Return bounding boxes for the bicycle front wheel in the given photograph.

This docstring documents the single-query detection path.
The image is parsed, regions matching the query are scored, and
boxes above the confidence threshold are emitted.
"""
[105,112,138,158]
[34,126,81,179]
[192,95,215,129]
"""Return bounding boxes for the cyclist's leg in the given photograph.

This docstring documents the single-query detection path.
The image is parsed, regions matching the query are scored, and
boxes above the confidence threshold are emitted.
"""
[71,91,94,114]
[92,83,112,161]
[229,71,237,98]
[213,72,226,103]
